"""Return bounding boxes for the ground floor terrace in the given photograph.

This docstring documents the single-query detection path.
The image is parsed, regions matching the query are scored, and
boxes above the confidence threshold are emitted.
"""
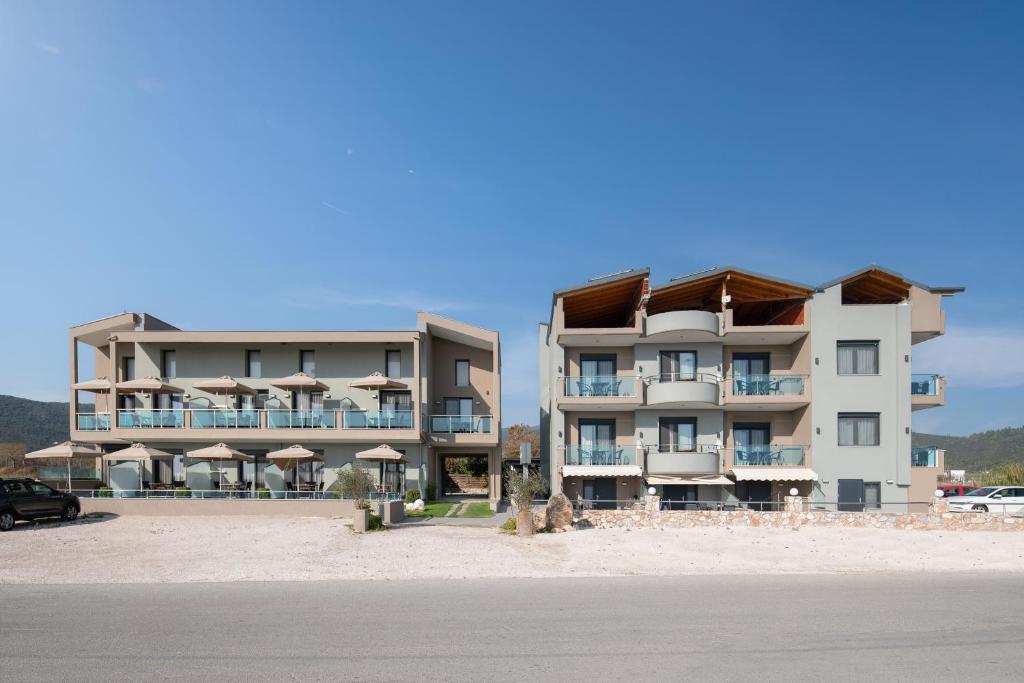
[49,442,497,505]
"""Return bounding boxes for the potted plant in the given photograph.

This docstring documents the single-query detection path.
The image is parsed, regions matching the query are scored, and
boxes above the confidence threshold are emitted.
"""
[335,467,376,532]
[504,469,549,537]
[256,486,270,500]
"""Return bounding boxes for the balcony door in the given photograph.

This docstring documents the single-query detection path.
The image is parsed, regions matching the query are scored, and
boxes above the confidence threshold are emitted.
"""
[659,418,696,453]
[660,351,696,382]
[443,397,474,432]
[733,353,770,395]
[579,419,615,465]
[733,423,770,465]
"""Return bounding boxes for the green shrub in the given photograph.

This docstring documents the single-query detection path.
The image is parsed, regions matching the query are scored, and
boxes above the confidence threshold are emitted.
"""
[333,467,375,507]
[256,487,270,500]
[500,517,517,533]
[405,488,421,504]
[97,486,113,498]
[425,483,436,501]
[368,514,384,531]
[174,486,191,499]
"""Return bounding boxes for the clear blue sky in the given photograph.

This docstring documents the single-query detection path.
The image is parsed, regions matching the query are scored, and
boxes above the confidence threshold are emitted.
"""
[1,1,1020,435]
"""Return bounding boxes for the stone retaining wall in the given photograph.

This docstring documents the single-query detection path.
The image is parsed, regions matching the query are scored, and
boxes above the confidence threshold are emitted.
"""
[577,496,1024,532]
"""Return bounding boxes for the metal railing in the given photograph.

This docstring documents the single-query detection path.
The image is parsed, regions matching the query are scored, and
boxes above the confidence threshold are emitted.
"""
[117,409,185,429]
[71,488,404,501]
[190,409,261,429]
[654,443,719,454]
[648,372,721,384]
[563,445,638,466]
[911,374,940,396]
[76,412,111,431]
[911,447,938,467]
[572,499,645,512]
[343,410,415,429]
[266,410,337,429]
[731,445,806,466]
[429,415,493,433]
[561,375,639,397]
[730,374,805,396]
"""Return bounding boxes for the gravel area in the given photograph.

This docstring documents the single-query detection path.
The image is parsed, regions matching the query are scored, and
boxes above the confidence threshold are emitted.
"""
[1,514,1023,584]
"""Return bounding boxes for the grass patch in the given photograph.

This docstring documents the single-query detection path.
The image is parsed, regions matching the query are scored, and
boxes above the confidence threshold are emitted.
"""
[461,502,495,518]
[405,501,454,518]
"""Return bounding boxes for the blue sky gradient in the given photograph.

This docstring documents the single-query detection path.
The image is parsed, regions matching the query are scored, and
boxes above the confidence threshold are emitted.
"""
[0,2,1020,433]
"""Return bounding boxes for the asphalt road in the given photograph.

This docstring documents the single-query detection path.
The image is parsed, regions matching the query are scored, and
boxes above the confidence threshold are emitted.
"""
[2,575,1021,681]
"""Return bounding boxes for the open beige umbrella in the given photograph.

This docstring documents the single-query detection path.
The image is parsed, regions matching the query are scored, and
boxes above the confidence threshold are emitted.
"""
[186,443,253,493]
[24,441,102,490]
[271,372,329,427]
[72,377,112,392]
[116,377,184,393]
[193,376,257,426]
[348,372,404,390]
[267,445,324,497]
[356,444,407,462]
[102,443,175,491]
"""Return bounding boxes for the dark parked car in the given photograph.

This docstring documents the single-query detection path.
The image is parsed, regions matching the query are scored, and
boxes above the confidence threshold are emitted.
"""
[0,478,80,531]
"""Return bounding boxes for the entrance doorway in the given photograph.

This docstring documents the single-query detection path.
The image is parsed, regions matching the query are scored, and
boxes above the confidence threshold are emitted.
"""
[441,454,489,497]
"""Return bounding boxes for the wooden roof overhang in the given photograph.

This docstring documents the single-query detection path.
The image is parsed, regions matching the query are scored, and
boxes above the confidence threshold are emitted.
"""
[839,269,912,304]
[560,273,648,328]
[647,269,812,316]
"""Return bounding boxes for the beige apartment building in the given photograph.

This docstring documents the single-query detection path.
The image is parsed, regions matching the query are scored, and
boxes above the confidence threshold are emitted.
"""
[69,311,501,504]
[539,265,962,512]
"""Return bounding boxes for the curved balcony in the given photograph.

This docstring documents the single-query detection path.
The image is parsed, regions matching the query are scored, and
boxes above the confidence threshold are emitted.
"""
[645,374,720,408]
[646,446,720,475]
[644,310,721,341]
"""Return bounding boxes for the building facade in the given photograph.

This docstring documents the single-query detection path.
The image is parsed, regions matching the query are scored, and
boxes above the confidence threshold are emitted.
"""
[69,311,501,503]
[539,266,961,512]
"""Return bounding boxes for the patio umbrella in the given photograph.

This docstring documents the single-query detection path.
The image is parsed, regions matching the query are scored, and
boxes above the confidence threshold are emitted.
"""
[115,377,184,393]
[356,445,407,496]
[193,376,257,425]
[267,445,324,495]
[101,443,175,491]
[72,377,112,392]
[24,441,102,491]
[348,372,405,390]
[271,372,329,426]
[186,443,253,492]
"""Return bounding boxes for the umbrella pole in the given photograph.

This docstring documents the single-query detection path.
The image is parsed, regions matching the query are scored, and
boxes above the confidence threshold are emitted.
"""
[67,459,71,493]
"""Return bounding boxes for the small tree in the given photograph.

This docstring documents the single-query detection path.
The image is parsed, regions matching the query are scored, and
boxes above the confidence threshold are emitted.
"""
[502,424,540,462]
[504,469,548,537]
[334,467,375,509]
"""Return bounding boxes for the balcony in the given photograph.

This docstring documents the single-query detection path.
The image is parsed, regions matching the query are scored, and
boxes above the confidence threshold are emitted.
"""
[911,374,945,410]
[646,445,720,475]
[911,447,939,468]
[266,410,337,429]
[557,375,642,410]
[429,415,493,434]
[343,410,415,430]
[190,409,261,429]
[644,310,721,342]
[732,445,806,467]
[564,444,638,466]
[723,374,808,411]
[117,409,185,429]
[722,306,809,344]
[76,413,111,431]
[645,373,720,408]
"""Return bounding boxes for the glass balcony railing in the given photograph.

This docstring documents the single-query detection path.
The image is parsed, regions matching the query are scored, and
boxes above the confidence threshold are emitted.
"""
[731,375,805,396]
[76,413,111,431]
[911,374,940,396]
[564,445,637,466]
[117,409,185,429]
[343,410,414,430]
[429,415,492,434]
[36,466,101,480]
[266,410,337,429]
[562,375,638,397]
[190,409,261,429]
[911,447,938,467]
[733,445,805,466]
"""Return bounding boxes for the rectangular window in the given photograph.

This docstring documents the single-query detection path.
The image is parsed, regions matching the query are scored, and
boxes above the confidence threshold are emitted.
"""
[733,352,769,377]
[837,341,879,375]
[659,417,696,452]
[123,357,135,382]
[838,413,880,446]
[659,351,697,381]
[381,390,413,412]
[580,354,616,378]
[443,397,473,416]
[300,350,315,376]
[161,350,176,379]
[386,350,402,378]
[455,359,470,387]
[864,482,881,510]
[246,350,261,379]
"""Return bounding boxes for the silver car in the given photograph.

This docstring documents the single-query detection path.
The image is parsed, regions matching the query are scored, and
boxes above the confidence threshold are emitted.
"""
[946,486,1024,513]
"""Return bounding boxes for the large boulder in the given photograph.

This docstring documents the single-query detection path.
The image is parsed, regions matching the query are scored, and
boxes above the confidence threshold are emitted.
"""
[546,493,574,530]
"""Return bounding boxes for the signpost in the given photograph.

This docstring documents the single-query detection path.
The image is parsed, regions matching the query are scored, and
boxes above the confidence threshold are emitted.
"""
[520,443,531,481]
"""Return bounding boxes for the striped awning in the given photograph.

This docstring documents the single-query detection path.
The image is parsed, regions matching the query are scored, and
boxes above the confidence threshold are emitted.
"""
[731,467,818,482]
[561,465,643,478]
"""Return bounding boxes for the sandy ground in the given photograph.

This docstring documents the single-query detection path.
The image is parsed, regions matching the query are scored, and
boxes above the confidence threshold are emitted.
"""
[1,514,1023,584]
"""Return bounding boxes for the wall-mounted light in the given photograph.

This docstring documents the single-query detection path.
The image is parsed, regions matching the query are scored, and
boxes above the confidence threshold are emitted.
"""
[816,427,821,434]
[904,354,910,362]
[814,357,820,365]
[886,480,894,485]
[905,427,910,434]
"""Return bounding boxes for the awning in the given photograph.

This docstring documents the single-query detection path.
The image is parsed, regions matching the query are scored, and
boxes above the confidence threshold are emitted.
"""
[562,465,643,478]
[645,475,734,486]
[731,467,818,482]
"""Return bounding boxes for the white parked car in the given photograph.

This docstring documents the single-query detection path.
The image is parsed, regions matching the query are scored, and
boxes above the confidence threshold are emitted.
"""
[946,486,1024,513]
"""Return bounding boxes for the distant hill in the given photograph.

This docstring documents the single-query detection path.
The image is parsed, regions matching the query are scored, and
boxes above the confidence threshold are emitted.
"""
[0,395,72,451]
[914,427,1024,472]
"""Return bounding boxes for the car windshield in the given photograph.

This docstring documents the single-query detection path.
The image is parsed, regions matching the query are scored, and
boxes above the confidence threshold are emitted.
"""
[963,487,1000,497]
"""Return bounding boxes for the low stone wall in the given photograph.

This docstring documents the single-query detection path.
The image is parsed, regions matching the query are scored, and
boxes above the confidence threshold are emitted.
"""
[81,498,357,518]
[577,496,1024,532]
